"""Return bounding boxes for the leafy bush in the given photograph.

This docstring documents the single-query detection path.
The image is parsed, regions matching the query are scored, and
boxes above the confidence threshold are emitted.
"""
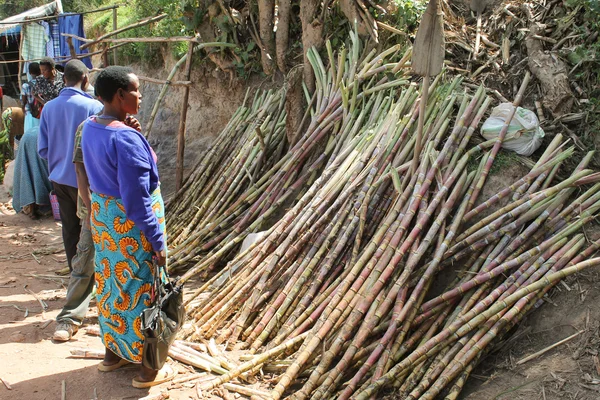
[390,0,426,32]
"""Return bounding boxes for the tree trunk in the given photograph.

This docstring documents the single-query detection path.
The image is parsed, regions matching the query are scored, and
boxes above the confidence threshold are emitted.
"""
[525,22,573,117]
[285,67,305,145]
[258,0,276,75]
[300,0,323,93]
[339,0,369,37]
[276,0,291,72]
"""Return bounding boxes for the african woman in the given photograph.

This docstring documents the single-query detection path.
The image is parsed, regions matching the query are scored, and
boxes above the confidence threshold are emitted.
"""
[81,66,173,388]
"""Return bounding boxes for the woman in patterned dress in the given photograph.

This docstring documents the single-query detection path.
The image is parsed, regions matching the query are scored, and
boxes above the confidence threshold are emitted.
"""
[81,66,173,388]
[32,57,64,105]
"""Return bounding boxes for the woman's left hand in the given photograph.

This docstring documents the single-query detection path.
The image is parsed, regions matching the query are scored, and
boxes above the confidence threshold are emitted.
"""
[154,249,166,266]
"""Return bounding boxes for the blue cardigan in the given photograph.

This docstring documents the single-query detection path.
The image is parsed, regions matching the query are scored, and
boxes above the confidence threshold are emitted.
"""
[81,119,164,252]
[38,87,103,187]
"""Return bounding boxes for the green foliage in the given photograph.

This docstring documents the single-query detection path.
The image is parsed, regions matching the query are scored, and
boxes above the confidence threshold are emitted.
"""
[83,0,192,65]
[390,0,426,32]
[0,0,46,20]
[584,0,600,14]
[123,0,190,63]
[323,0,424,65]
[4,0,427,77]
[232,41,262,80]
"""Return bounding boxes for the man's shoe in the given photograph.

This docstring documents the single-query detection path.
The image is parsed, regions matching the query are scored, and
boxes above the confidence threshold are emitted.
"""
[53,322,78,341]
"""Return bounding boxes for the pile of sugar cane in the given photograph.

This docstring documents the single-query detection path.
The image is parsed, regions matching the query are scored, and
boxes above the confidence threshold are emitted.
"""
[167,36,600,399]
[166,87,288,270]
[166,34,411,275]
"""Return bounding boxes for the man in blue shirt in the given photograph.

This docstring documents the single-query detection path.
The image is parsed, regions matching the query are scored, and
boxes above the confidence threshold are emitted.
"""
[38,59,103,341]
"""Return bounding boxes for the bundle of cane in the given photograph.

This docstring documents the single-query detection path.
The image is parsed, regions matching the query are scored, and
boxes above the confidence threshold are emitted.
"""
[168,33,412,276]
[175,64,600,399]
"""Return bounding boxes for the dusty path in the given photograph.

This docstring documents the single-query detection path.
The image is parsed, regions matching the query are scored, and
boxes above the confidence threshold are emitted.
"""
[0,206,196,400]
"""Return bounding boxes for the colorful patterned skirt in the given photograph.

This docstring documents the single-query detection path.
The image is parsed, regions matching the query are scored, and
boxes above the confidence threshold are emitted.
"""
[90,189,166,363]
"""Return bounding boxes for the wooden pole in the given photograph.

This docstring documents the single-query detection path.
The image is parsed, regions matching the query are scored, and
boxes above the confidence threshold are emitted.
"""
[470,0,487,59]
[138,76,191,86]
[17,29,24,92]
[175,43,195,191]
[66,37,77,58]
[80,13,167,50]
[101,44,110,67]
[413,74,429,174]
[112,8,118,65]
[0,43,128,64]
[89,68,192,86]
[62,33,205,45]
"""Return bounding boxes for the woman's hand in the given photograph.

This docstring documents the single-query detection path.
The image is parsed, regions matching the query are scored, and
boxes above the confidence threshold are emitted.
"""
[125,115,142,132]
[154,249,166,266]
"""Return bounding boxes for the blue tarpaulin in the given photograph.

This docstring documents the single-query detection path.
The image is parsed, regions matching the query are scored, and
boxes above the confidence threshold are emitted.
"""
[58,14,92,68]
[0,26,21,36]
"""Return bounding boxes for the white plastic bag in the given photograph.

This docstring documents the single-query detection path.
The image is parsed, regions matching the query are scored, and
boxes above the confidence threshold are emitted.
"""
[215,230,269,286]
[239,231,268,254]
[481,103,545,156]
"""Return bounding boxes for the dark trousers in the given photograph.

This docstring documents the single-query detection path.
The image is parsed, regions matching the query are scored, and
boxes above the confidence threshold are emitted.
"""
[52,182,81,271]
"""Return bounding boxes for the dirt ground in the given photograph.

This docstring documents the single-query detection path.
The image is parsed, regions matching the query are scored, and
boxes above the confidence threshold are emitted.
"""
[2,195,600,400]
[459,161,600,400]
[0,205,199,400]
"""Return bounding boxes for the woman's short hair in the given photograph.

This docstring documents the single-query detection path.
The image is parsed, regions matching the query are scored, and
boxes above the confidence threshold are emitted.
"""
[95,66,134,102]
[39,57,55,69]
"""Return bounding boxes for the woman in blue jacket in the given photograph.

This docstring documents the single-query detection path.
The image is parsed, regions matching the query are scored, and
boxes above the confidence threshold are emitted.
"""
[81,66,172,388]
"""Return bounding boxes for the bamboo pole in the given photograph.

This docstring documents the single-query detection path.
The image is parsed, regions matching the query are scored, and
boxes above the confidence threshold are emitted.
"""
[410,0,445,173]
[161,37,600,400]
[176,43,195,191]
[0,43,128,65]
[198,332,308,390]
[62,33,201,45]
[112,8,118,65]
[516,330,583,365]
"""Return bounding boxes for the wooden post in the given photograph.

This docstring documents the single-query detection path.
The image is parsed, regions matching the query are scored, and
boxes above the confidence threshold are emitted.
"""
[17,28,24,92]
[112,8,118,65]
[66,37,77,59]
[101,44,110,67]
[175,42,195,191]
